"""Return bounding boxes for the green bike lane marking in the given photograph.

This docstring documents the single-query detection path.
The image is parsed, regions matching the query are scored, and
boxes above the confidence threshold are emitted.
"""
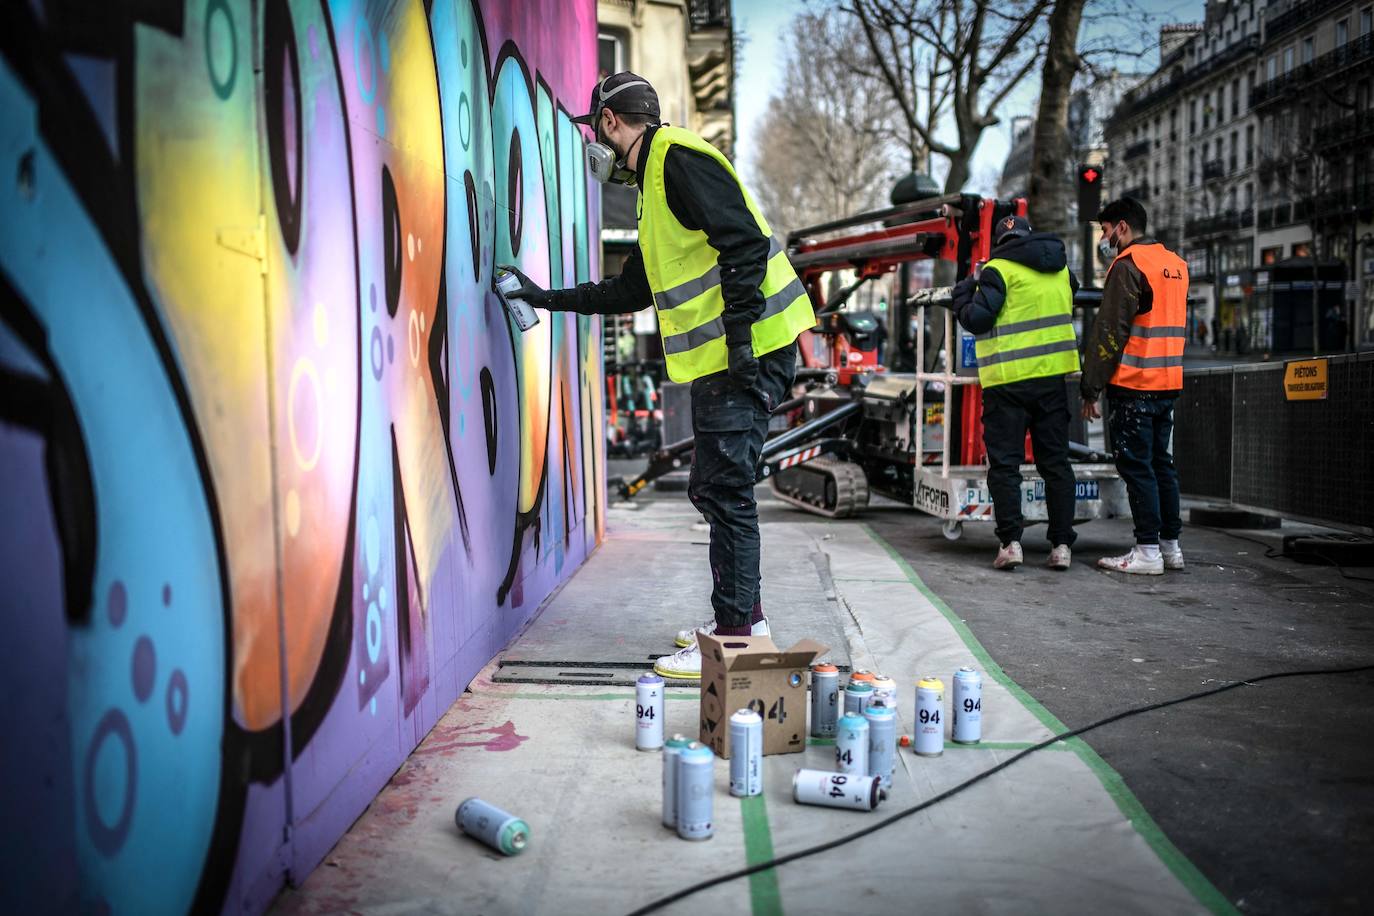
[861,523,1236,916]
[740,794,782,916]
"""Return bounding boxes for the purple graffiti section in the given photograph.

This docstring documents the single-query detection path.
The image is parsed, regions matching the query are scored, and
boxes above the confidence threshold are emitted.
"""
[0,0,602,912]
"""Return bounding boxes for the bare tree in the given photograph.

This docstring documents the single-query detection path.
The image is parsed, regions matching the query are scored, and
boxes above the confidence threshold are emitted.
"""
[839,0,1051,194]
[1027,0,1087,236]
[750,10,900,236]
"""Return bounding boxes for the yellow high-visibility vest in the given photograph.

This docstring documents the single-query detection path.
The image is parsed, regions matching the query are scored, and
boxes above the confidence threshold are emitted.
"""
[638,126,814,383]
[973,259,1080,388]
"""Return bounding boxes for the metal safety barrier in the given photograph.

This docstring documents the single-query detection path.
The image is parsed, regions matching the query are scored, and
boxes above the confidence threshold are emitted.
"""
[1174,353,1374,533]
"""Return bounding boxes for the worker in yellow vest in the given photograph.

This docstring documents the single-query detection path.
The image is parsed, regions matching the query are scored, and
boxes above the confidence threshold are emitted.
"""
[1080,197,1189,575]
[951,215,1081,571]
[502,73,814,678]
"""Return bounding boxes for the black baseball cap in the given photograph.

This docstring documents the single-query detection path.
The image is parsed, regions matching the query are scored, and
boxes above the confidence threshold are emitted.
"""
[993,214,1031,245]
[572,72,660,125]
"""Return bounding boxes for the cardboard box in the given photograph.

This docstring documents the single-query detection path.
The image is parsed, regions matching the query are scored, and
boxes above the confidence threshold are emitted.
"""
[698,633,828,758]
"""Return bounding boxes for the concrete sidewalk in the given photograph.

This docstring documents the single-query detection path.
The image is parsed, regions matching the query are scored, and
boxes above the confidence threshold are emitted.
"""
[272,499,1225,915]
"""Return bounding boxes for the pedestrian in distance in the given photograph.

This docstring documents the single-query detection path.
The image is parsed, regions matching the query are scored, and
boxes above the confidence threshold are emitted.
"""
[501,72,814,678]
[1080,197,1189,575]
[950,215,1081,571]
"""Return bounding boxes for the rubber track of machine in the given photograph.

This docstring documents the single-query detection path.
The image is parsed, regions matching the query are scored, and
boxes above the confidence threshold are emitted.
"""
[769,458,870,519]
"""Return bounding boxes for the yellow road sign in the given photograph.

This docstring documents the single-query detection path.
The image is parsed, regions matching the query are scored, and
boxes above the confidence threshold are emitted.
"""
[1284,358,1328,400]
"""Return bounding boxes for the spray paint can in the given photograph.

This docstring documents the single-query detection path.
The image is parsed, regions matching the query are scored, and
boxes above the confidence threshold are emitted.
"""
[729,709,763,797]
[810,663,840,738]
[835,712,869,775]
[455,798,530,856]
[493,268,540,331]
[870,675,898,713]
[864,703,896,789]
[662,734,691,829]
[850,669,877,685]
[792,769,887,811]
[844,681,874,717]
[676,742,715,841]
[914,676,945,757]
[952,667,983,744]
[636,672,664,751]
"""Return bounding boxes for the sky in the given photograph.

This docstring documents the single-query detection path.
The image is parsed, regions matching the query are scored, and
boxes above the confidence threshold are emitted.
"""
[733,0,1199,196]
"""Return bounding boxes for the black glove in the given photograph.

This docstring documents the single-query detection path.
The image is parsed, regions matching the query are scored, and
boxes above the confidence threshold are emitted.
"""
[727,341,758,388]
[498,264,557,309]
[951,276,977,308]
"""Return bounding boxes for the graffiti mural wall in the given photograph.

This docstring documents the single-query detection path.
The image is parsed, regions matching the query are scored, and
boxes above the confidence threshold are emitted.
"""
[0,0,602,911]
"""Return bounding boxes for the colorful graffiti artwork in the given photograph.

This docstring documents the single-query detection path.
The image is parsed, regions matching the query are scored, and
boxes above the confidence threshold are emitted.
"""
[0,0,602,911]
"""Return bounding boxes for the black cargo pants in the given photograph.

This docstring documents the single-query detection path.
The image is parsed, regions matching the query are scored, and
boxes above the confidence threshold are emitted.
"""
[687,342,796,629]
[981,375,1078,548]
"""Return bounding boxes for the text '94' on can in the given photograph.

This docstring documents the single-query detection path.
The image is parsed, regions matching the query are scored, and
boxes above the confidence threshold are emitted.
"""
[793,770,886,811]
[952,667,982,744]
[729,709,763,797]
[810,664,840,738]
[636,672,664,751]
[455,798,529,856]
[676,742,714,841]
[835,712,869,775]
[914,676,944,757]
[662,734,691,829]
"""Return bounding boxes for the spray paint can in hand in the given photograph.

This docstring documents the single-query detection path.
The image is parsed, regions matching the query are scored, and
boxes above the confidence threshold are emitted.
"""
[952,667,983,744]
[810,663,840,738]
[662,734,691,829]
[793,769,887,811]
[914,676,945,757]
[835,712,869,775]
[729,709,763,797]
[870,675,898,713]
[843,680,874,718]
[676,742,715,841]
[864,703,896,789]
[493,267,540,331]
[636,672,665,751]
[455,798,530,856]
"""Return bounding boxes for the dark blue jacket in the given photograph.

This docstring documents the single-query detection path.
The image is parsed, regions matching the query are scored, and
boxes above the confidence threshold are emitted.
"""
[952,233,1079,335]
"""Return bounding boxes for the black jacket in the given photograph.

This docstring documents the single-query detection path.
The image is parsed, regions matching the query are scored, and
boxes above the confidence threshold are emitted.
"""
[951,232,1079,336]
[545,126,769,347]
[1079,237,1178,401]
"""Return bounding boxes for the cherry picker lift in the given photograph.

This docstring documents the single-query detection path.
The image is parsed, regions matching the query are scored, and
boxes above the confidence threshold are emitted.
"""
[613,192,1127,539]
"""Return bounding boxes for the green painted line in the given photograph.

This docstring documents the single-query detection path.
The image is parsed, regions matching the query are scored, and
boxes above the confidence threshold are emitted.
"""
[740,794,782,916]
[806,737,835,746]
[860,524,1238,916]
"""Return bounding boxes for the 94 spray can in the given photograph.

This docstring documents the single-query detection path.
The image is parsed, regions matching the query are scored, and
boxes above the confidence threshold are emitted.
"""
[662,734,691,829]
[676,742,715,841]
[636,672,664,751]
[729,709,763,797]
[455,798,530,856]
[792,769,887,811]
[863,703,896,789]
[952,667,983,744]
[870,675,898,713]
[843,680,874,718]
[914,676,945,757]
[835,712,869,775]
[810,663,840,738]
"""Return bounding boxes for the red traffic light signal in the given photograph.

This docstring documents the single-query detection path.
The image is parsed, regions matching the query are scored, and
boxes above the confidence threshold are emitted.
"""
[1079,165,1101,184]
[1077,163,1103,222]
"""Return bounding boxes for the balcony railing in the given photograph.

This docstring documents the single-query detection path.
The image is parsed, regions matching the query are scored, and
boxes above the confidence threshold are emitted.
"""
[1124,139,1152,160]
[1202,159,1227,181]
[1315,111,1374,150]
[1110,36,1260,127]
[1265,0,1348,43]
[1251,33,1374,108]
[1184,209,1254,237]
[689,0,730,29]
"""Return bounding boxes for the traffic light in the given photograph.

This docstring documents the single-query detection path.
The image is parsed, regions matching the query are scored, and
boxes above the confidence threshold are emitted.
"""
[1077,163,1103,222]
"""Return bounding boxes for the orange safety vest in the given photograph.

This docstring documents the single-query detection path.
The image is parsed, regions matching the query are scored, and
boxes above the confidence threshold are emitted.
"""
[1108,242,1189,391]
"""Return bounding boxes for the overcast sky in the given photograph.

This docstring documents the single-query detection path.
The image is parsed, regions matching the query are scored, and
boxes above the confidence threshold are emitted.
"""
[733,0,1201,196]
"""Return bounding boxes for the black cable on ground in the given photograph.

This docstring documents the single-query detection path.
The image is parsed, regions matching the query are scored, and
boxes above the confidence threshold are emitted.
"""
[626,661,1374,916]
[1193,524,1374,584]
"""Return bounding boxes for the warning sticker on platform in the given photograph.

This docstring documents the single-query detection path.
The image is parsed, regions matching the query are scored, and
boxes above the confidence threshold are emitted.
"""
[1283,359,1328,400]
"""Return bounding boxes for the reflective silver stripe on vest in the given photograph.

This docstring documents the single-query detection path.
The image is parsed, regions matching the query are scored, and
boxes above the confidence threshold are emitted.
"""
[1129,325,1188,339]
[975,313,1075,341]
[661,276,806,355]
[656,236,786,311]
[1120,353,1184,369]
[976,338,1079,368]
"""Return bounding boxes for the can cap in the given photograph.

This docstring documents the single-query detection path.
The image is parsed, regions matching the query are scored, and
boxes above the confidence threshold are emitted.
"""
[501,820,531,855]
[899,735,912,747]
[812,663,839,673]
[918,676,944,690]
[731,708,763,724]
[846,681,874,692]
[638,672,664,685]
[851,670,876,682]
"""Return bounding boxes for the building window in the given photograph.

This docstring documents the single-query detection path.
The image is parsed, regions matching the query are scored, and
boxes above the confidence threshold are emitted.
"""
[1363,7,1373,36]
[1267,55,1277,81]
[1230,130,1239,172]
[1231,78,1240,117]
[1293,241,1312,258]
[598,30,626,79]
[1283,46,1294,73]
[1338,18,1350,46]
[1204,92,1212,129]
[1261,246,1282,266]
[1190,99,1198,133]
[1244,182,1254,209]
[1302,37,1314,64]
[1246,124,1254,166]
[1189,149,1196,184]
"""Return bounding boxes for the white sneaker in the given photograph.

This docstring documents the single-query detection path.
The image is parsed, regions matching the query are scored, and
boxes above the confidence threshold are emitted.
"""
[654,643,702,680]
[1163,550,1185,571]
[674,615,771,649]
[993,541,1023,570]
[1048,545,1072,570]
[1097,547,1164,575]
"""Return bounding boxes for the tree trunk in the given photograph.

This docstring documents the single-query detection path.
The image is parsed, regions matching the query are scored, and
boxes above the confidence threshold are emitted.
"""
[1027,0,1086,237]
[943,153,972,196]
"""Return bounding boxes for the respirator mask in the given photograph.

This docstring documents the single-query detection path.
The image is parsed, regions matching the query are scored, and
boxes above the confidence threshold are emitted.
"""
[585,116,642,186]
[1097,227,1120,263]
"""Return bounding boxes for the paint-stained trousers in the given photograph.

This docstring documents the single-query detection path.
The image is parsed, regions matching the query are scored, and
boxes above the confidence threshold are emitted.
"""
[687,343,796,629]
[1107,393,1182,545]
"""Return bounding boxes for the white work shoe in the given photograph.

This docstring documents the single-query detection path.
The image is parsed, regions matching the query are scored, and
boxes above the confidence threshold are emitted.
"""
[1048,545,1072,570]
[1163,549,1186,570]
[654,643,702,680]
[993,541,1023,570]
[1097,547,1164,575]
[674,615,771,649]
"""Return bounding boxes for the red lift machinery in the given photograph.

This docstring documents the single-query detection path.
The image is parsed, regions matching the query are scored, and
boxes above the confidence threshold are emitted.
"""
[615,192,1124,538]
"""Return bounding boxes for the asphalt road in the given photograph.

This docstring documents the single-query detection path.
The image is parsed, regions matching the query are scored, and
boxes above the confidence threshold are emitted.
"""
[609,457,1374,914]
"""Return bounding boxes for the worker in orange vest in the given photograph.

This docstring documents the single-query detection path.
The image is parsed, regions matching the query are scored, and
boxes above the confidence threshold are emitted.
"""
[1080,197,1189,575]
